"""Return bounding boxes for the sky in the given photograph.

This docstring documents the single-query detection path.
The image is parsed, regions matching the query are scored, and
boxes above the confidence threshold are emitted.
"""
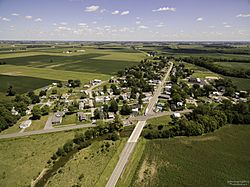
[0,0,250,41]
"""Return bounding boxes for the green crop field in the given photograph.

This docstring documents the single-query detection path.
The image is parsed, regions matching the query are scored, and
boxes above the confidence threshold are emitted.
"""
[0,74,56,94]
[214,61,250,71]
[0,130,82,187]
[130,125,250,187]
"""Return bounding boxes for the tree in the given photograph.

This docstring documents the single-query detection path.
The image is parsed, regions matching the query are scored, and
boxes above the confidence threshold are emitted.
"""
[32,105,42,120]
[94,108,101,119]
[109,99,118,113]
[39,90,47,97]
[51,89,57,95]
[41,105,50,115]
[6,86,16,96]
[103,85,107,93]
[120,104,132,115]
[31,95,40,104]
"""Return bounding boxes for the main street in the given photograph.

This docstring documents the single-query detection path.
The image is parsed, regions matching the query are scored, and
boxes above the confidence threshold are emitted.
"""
[106,62,173,187]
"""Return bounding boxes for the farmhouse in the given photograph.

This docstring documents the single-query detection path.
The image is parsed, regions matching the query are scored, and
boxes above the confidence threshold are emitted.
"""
[20,120,32,129]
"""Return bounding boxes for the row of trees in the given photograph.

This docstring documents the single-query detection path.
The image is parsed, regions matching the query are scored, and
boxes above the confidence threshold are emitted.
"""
[173,56,250,79]
[50,116,123,161]
[143,100,250,139]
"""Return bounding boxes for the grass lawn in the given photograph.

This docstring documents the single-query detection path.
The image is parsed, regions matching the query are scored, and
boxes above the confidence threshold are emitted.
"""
[61,114,77,126]
[130,125,250,187]
[0,130,81,187]
[25,115,49,131]
[46,138,127,187]
[0,74,57,94]
[147,115,172,126]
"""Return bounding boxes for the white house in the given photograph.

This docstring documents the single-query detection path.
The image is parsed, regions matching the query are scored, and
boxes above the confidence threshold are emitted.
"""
[20,120,32,129]
[173,112,181,118]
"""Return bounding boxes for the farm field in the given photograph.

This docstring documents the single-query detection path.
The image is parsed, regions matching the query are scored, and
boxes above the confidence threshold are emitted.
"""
[47,138,127,187]
[0,74,56,94]
[0,130,81,187]
[214,61,250,71]
[130,125,250,187]
[0,65,109,85]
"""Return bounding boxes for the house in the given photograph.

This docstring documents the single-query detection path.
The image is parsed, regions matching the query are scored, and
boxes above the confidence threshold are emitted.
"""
[95,97,104,103]
[189,77,201,83]
[41,95,46,99]
[11,107,18,116]
[159,94,171,100]
[52,82,57,86]
[172,112,181,118]
[90,79,102,85]
[79,102,84,110]
[164,85,172,92]
[77,112,86,121]
[108,112,115,119]
[177,101,184,107]
[104,96,111,102]
[51,112,64,125]
[20,120,32,129]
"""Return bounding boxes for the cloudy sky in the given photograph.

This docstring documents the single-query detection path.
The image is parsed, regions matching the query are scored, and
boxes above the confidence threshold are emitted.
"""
[0,0,250,41]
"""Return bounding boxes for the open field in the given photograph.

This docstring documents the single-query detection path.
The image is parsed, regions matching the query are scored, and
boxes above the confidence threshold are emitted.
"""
[224,76,250,91]
[130,125,250,187]
[25,115,49,132]
[47,138,127,187]
[147,115,171,126]
[0,65,110,83]
[0,130,81,187]
[0,48,145,75]
[214,61,250,71]
[0,74,56,94]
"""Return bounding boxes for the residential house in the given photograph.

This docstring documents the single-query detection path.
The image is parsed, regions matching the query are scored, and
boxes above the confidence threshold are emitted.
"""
[77,112,86,121]
[51,112,64,125]
[20,120,32,129]
[108,112,115,119]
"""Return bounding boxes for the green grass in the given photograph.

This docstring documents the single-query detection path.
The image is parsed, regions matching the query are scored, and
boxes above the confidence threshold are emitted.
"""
[25,115,49,132]
[224,76,250,91]
[214,61,250,71]
[61,114,77,126]
[130,125,250,187]
[0,49,144,75]
[0,74,57,94]
[0,65,110,83]
[117,138,147,187]
[46,139,127,187]
[0,130,80,187]
[147,115,172,126]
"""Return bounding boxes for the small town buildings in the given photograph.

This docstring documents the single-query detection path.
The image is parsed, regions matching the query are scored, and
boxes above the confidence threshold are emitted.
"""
[11,107,18,116]
[95,97,104,103]
[51,112,64,125]
[77,112,86,121]
[173,112,181,118]
[159,94,171,100]
[79,102,84,110]
[20,120,32,129]
[108,112,115,119]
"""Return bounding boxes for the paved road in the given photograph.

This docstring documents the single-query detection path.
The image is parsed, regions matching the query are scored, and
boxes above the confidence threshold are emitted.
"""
[106,121,146,187]
[106,63,173,187]
[146,62,173,115]
[0,123,96,140]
